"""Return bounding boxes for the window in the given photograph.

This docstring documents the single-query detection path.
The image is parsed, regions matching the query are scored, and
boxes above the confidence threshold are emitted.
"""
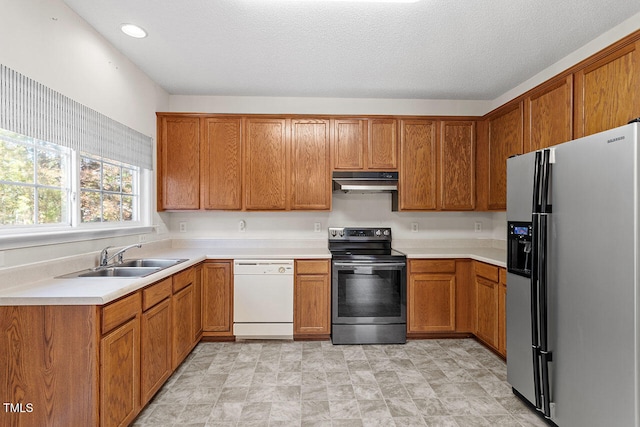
[0,128,142,230]
[0,129,71,226]
[80,155,139,224]
[0,64,153,241]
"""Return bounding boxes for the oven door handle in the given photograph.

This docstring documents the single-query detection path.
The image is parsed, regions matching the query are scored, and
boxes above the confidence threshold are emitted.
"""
[333,262,406,268]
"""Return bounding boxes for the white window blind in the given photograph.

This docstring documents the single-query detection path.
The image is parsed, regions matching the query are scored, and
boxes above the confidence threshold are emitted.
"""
[0,64,153,170]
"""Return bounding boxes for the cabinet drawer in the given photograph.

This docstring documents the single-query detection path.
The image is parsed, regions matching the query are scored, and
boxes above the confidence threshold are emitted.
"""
[102,292,141,335]
[173,267,195,293]
[474,262,499,282]
[500,268,507,286]
[296,260,330,275]
[143,278,173,311]
[410,259,456,274]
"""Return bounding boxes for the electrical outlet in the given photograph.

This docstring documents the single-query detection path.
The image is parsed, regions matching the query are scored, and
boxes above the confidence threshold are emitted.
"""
[179,222,187,233]
[239,220,246,232]
[411,222,419,232]
[474,222,482,233]
[314,222,322,233]
[138,234,147,243]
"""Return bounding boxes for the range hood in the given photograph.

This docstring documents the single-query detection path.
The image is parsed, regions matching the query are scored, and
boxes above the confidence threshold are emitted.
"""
[332,171,398,193]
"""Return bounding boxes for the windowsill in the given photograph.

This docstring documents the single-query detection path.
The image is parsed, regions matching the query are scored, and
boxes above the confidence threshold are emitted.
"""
[0,226,155,250]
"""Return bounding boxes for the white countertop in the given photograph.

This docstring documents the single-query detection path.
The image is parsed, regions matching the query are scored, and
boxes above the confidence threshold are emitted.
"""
[0,247,331,306]
[395,246,506,268]
[0,242,505,306]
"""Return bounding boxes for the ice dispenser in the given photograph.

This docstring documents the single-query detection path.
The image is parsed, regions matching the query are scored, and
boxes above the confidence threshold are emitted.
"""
[507,221,533,277]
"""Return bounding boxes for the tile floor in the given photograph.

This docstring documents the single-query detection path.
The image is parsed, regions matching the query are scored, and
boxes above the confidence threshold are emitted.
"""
[132,339,549,427]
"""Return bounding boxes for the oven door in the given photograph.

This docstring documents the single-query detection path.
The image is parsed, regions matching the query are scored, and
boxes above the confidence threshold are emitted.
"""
[332,260,406,325]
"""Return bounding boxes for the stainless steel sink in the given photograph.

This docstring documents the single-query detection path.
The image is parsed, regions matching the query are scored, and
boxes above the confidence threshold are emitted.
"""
[77,267,161,278]
[56,258,188,279]
[118,258,188,268]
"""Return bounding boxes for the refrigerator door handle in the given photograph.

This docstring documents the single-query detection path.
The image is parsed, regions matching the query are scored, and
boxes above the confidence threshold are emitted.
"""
[530,151,543,410]
[539,149,553,418]
[532,151,543,214]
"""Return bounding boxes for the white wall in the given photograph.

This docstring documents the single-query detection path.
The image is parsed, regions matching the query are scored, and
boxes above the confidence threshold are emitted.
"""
[0,0,169,136]
[169,95,490,117]
[490,11,640,112]
[163,193,504,242]
[0,0,170,269]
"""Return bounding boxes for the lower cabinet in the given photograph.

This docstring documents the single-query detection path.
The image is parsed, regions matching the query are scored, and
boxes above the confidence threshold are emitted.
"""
[408,260,457,333]
[474,261,507,356]
[172,267,197,368]
[202,260,234,338]
[498,268,507,357]
[100,292,141,427]
[294,260,331,338]
[140,278,173,406]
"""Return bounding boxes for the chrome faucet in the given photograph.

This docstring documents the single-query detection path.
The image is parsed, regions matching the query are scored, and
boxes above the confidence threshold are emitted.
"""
[99,243,142,267]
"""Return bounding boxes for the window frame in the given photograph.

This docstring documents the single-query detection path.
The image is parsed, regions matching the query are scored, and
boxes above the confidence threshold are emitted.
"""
[0,129,153,249]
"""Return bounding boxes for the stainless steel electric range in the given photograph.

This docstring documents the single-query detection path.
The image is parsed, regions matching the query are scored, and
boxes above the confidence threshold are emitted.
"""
[329,227,407,345]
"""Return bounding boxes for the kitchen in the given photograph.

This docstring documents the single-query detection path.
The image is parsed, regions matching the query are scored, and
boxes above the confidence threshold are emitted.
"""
[1,0,640,426]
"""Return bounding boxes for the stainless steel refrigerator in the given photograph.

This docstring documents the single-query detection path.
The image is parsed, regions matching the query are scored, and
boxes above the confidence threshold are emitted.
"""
[506,122,640,426]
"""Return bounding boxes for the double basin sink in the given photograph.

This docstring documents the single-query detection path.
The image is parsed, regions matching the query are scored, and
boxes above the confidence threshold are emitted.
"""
[57,258,188,279]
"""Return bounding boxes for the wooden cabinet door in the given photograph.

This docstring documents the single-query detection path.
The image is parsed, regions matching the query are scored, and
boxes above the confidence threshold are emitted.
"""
[575,41,640,138]
[193,263,203,341]
[333,119,366,169]
[140,298,172,406]
[476,276,499,348]
[157,116,200,210]
[202,117,242,210]
[368,119,398,169]
[294,260,331,337]
[244,118,289,210]
[408,273,456,333]
[172,284,194,369]
[291,119,331,210]
[440,121,475,210]
[498,269,507,357]
[399,120,438,210]
[487,103,523,210]
[101,317,140,427]
[202,261,233,335]
[525,76,573,152]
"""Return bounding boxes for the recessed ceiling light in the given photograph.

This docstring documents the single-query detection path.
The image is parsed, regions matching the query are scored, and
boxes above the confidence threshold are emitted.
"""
[120,23,147,39]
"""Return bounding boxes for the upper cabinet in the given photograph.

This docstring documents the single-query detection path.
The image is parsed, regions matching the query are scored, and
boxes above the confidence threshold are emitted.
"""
[440,121,475,210]
[201,117,243,210]
[332,118,398,170]
[479,103,523,211]
[290,119,332,210]
[368,119,398,169]
[524,76,573,152]
[332,119,366,169]
[399,119,475,211]
[574,40,640,138]
[399,119,438,210]
[244,118,289,210]
[157,116,200,210]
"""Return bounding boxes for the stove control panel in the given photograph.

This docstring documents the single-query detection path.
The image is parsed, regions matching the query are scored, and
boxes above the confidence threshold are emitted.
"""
[328,227,392,241]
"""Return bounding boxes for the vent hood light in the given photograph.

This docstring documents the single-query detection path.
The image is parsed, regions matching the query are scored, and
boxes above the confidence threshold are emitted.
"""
[120,24,147,38]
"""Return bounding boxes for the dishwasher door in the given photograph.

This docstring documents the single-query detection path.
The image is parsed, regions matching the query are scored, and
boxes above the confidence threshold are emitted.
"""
[233,260,294,339]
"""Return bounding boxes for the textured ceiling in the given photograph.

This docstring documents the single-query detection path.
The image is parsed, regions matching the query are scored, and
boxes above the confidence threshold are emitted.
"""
[62,0,640,100]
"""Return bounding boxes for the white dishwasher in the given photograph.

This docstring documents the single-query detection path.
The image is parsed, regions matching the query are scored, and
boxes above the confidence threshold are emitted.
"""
[233,260,294,339]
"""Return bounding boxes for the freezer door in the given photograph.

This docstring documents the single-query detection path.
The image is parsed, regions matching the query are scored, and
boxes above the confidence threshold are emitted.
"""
[506,151,539,406]
[550,124,639,426]
[506,272,536,404]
